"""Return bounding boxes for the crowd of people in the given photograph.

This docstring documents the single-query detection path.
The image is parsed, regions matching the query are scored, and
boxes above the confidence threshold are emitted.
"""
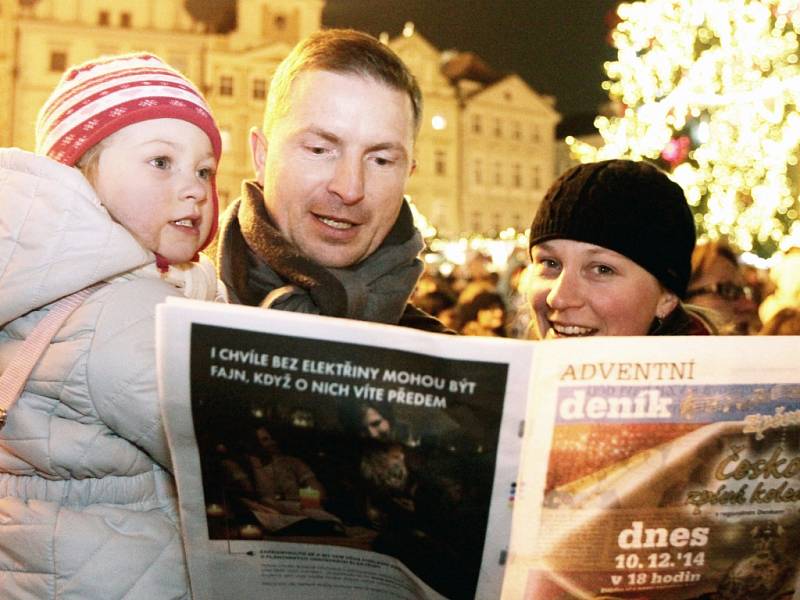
[1,23,798,600]
[413,223,800,340]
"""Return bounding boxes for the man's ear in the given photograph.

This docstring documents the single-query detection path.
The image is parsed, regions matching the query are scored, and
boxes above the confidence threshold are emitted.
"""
[249,127,268,184]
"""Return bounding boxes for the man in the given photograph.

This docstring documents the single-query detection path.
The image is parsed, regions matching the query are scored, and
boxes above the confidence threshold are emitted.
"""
[213,28,449,332]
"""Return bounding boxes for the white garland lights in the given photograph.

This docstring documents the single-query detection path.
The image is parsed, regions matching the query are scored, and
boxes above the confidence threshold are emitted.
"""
[569,0,800,260]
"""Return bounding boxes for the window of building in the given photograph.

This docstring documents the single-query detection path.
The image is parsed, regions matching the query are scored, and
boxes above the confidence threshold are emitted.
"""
[531,124,541,143]
[532,165,542,190]
[253,78,266,100]
[49,51,67,72]
[169,55,189,74]
[471,114,482,134]
[492,212,502,233]
[494,162,502,186]
[511,120,521,140]
[494,118,502,138]
[512,163,521,188]
[434,149,446,176]
[220,127,232,152]
[274,14,287,30]
[219,75,234,97]
[432,199,447,225]
[474,158,483,185]
[96,45,118,57]
[120,12,131,28]
[98,11,110,26]
[513,213,522,230]
[471,211,482,232]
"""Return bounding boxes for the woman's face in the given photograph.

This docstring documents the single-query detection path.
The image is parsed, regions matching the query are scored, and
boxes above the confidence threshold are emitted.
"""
[528,239,678,338]
[477,305,505,330]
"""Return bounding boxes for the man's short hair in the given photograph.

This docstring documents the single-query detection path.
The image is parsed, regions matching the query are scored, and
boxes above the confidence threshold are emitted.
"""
[263,28,423,136]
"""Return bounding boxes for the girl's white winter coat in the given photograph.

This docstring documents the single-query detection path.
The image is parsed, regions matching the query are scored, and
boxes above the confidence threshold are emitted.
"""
[0,148,216,599]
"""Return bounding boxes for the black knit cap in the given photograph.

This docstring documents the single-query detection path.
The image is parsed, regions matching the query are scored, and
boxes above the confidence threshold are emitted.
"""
[528,159,696,298]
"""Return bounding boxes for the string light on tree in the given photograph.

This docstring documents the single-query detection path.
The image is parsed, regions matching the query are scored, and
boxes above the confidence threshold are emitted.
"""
[570,0,800,258]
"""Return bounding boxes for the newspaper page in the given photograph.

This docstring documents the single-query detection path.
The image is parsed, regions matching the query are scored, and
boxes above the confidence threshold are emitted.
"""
[156,298,535,600]
[502,335,800,600]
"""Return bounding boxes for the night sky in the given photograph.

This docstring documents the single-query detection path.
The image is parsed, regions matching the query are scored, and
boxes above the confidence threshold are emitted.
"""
[322,0,621,119]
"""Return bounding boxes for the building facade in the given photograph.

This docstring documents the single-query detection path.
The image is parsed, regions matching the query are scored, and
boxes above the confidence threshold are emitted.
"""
[1,1,558,236]
[0,0,322,205]
[389,28,560,238]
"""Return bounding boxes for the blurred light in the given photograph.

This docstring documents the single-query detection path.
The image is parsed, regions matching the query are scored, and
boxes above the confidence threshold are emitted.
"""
[431,114,447,130]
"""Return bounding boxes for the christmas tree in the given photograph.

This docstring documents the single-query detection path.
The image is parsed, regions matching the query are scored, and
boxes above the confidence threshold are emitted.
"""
[571,0,800,258]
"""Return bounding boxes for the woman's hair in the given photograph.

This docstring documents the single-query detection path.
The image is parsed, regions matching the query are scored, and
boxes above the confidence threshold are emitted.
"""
[758,307,800,335]
[338,401,394,438]
[650,303,718,335]
[414,290,455,317]
[456,290,506,328]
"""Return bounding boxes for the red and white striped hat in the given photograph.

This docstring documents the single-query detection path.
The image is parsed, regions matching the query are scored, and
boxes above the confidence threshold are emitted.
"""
[35,52,222,255]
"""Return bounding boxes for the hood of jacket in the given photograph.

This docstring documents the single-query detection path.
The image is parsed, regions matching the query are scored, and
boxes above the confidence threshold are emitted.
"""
[0,148,151,325]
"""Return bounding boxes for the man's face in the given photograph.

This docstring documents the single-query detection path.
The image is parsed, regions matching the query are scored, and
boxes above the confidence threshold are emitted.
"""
[251,70,416,268]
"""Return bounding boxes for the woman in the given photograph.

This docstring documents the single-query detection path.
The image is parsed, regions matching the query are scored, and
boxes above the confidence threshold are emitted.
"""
[457,290,508,337]
[527,159,714,337]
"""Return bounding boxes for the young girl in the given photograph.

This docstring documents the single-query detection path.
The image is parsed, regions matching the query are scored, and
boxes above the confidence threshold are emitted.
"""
[0,53,221,599]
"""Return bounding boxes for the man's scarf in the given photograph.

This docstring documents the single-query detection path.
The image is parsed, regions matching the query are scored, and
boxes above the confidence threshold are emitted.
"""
[217,181,424,325]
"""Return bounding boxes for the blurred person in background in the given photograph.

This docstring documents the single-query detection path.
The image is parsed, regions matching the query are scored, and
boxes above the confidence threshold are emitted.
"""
[526,159,715,338]
[457,290,508,337]
[686,240,761,334]
[503,262,533,339]
[758,306,800,335]
[759,247,800,327]
[414,289,457,326]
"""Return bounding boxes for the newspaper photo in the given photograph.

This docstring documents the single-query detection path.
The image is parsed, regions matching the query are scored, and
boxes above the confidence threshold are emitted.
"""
[156,298,534,600]
[502,335,800,600]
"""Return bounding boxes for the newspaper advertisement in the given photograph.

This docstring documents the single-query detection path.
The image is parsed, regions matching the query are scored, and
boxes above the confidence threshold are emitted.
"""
[156,298,535,600]
[502,335,800,600]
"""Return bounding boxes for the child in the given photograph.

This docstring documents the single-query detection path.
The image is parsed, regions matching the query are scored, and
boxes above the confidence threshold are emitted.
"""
[0,53,222,599]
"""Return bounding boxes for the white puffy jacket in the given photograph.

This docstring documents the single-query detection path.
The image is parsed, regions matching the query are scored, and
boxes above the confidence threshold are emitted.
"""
[0,149,217,599]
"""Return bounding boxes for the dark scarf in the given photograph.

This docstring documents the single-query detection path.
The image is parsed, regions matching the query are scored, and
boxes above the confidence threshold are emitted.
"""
[216,181,424,325]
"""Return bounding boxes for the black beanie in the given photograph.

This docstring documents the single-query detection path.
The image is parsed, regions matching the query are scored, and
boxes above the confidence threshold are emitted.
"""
[528,159,696,298]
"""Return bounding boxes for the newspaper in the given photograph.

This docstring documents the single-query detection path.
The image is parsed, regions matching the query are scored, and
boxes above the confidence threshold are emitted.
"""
[501,335,800,600]
[157,299,800,600]
[156,298,535,600]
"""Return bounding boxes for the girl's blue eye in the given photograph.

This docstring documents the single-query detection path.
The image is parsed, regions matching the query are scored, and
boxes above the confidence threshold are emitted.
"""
[198,167,214,180]
[151,157,170,169]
